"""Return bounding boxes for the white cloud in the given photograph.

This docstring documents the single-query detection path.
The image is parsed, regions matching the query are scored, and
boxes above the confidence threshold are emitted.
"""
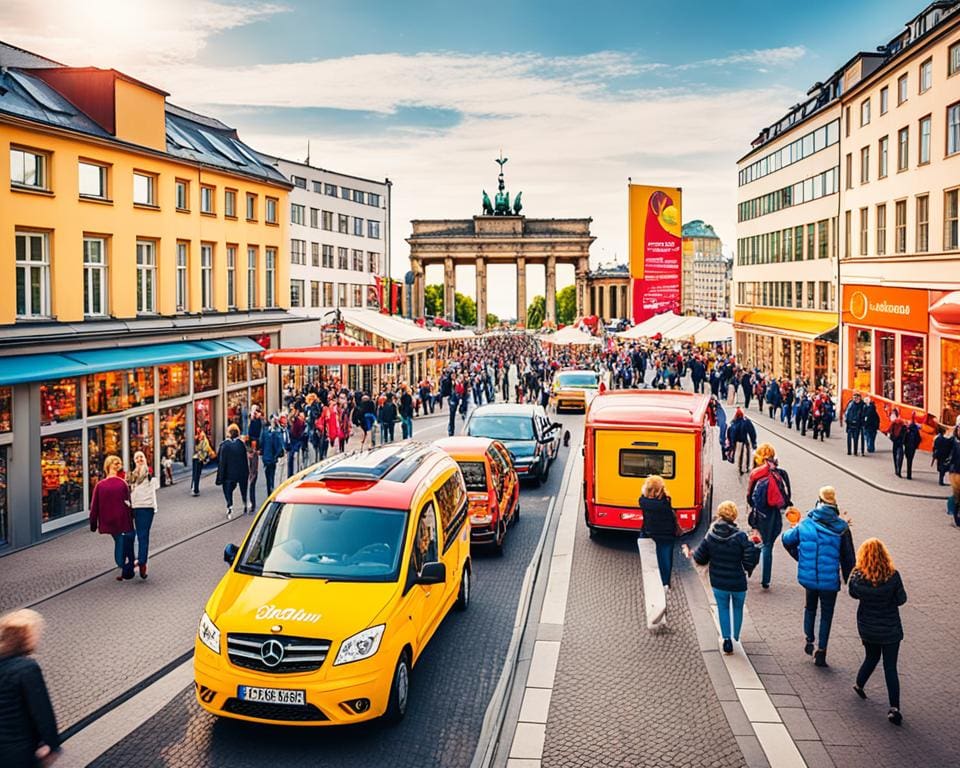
[681,46,808,70]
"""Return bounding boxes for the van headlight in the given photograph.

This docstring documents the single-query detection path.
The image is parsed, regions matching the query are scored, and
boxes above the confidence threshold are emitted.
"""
[198,611,221,654]
[334,624,385,666]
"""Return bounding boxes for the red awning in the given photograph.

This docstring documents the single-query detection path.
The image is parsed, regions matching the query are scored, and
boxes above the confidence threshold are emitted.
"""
[930,291,960,327]
[263,345,402,366]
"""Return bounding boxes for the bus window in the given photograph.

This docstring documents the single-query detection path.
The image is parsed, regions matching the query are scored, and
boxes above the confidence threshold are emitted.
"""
[619,449,676,479]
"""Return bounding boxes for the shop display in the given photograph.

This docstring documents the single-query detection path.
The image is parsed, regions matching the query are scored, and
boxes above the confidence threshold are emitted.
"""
[158,362,189,401]
[128,413,155,472]
[195,398,216,447]
[194,359,219,393]
[852,329,872,393]
[250,384,266,414]
[87,422,122,501]
[877,332,896,402]
[942,339,960,426]
[227,389,248,431]
[250,352,266,380]
[900,335,924,408]
[0,448,7,544]
[40,379,81,424]
[126,367,155,408]
[41,431,84,523]
[160,406,187,467]
[0,386,11,433]
[226,354,248,385]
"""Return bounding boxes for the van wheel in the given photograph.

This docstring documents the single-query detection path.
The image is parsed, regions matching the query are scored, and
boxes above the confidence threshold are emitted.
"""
[455,565,471,610]
[513,502,520,524]
[383,651,411,725]
[493,521,505,556]
[588,525,598,540]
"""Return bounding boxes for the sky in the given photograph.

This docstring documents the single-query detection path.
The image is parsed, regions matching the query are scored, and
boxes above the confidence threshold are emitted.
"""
[0,0,925,317]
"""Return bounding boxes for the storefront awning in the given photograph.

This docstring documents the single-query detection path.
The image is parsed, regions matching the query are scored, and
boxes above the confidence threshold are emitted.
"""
[734,309,838,341]
[263,346,402,366]
[0,336,264,386]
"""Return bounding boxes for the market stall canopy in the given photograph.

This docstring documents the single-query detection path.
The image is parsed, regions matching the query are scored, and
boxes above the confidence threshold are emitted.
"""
[616,311,684,339]
[733,308,836,341]
[542,325,601,346]
[662,316,711,339]
[263,345,402,366]
[693,320,734,343]
[340,308,474,345]
[930,291,960,328]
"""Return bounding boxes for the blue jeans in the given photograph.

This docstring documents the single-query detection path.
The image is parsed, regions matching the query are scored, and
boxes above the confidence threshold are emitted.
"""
[847,427,862,454]
[286,439,301,476]
[191,458,203,494]
[713,588,746,641]
[864,428,877,453]
[111,531,135,577]
[654,539,675,587]
[132,507,154,566]
[401,415,413,440]
[803,588,838,650]
[760,541,774,587]
[264,461,277,495]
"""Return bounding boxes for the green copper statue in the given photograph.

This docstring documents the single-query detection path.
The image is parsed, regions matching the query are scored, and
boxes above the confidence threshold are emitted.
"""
[481,152,524,216]
[482,190,493,215]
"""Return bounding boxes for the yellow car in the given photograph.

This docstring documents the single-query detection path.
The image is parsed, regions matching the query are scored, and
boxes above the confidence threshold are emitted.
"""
[194,443,471,726]
[552,369,600,412]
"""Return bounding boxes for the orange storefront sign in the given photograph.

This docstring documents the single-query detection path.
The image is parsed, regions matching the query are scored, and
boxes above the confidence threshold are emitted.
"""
[841,285,929,334]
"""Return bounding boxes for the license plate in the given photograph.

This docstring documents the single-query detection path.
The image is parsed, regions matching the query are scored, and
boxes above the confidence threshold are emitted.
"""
[238,686,306,705]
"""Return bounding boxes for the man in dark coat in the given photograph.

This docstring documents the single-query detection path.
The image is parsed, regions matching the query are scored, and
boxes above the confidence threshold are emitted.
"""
[932,425,955,486]
[216,424,249,519]
[845,392,865,456]
[862,396,881,453]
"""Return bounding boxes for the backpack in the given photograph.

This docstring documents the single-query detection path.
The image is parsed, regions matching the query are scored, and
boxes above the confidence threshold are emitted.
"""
[751,468,786,513]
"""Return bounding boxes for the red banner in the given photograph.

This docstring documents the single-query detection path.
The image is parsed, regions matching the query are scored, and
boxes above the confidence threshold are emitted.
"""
[629,185,682,322]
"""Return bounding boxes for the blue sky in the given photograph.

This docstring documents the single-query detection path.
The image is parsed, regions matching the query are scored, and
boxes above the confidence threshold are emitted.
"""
[1,0,928,316]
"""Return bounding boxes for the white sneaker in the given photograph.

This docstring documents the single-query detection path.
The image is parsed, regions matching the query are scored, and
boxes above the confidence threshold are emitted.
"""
[226,507,233,520]
[664,584,670,592]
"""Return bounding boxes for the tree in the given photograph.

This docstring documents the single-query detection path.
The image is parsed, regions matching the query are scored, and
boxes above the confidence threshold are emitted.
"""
[454,292,477,326]
[556,284,577,325]
[424,284,444,316]
[526,295,545,329]
[486,312,500,329]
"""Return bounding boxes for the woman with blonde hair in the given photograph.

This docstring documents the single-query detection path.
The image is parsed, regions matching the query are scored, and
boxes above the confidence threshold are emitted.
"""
[89,455,135,580]
[0,610,61,766]
[849,538,907,726]
[128,450,157,579]
[639,475,679,590]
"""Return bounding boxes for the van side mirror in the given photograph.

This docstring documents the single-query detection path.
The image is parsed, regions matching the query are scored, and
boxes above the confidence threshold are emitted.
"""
[224,543,239,565]
[417,561,446,585]
[551,422,563,431]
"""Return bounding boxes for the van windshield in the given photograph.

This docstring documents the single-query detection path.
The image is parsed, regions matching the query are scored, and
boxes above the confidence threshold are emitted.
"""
[237,503,407,581]
[467,415,535,441]
[458,461,488,492]
[555,371,598,388]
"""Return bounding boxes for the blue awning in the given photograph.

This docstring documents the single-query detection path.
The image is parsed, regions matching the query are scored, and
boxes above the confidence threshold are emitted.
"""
[0,337,262,386]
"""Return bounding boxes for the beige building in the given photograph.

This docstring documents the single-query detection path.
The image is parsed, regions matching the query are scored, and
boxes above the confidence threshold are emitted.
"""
[584,263,629,323]
[682,220,726,316]
[838,1,960,426]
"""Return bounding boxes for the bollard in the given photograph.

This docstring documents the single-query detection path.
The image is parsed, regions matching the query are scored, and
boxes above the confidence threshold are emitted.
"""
[637,537,667,630]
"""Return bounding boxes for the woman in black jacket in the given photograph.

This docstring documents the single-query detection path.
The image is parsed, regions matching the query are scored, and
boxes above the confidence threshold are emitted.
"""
[849,538,907,726]
[639,475,679,589]
[0,609,60,767]
[684,501,761,654]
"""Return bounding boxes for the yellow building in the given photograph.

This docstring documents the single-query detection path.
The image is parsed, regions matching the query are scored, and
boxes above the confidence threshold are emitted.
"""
[0,41,297,549]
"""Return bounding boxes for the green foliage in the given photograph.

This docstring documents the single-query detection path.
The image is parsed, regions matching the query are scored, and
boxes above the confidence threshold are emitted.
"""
[455,292,477,326]
[424,284,444,316]
[486,312,500,328]
[526,295,545,329]
[556,284,577,325]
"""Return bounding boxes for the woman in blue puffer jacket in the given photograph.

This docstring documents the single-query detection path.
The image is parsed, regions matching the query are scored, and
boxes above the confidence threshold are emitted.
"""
[781,485,856,668]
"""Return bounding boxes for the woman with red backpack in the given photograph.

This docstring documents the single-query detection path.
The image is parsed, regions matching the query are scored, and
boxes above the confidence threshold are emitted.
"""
[746,443,792,590]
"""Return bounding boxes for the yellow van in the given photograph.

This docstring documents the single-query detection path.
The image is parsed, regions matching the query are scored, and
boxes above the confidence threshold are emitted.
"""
[193,442,471,726]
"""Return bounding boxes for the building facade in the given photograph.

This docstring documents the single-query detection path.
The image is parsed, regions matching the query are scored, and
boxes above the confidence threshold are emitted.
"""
[838,2,960,427]
[681,220,726,316]
[0,42,297,550]
[584,263,629,323]
[734,70,843,387]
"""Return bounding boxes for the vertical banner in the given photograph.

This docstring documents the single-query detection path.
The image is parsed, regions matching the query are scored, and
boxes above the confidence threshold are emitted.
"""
[628,184,682,322]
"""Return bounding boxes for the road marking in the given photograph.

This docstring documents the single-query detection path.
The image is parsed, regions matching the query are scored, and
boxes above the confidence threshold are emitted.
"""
[637,538,667,628]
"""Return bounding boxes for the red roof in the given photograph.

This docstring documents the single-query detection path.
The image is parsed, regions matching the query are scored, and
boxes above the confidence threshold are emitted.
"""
[585,390,709,428]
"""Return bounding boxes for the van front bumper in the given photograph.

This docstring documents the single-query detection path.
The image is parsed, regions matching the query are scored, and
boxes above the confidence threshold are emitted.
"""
[194,640,392,726]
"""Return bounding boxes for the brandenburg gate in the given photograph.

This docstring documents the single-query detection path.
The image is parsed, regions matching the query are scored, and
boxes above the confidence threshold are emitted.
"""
[406,156,595,331]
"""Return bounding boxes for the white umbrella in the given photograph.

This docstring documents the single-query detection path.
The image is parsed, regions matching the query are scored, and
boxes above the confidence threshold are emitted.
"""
[663,316,711,339]
[693,321,734,343]
[545,325,601,346]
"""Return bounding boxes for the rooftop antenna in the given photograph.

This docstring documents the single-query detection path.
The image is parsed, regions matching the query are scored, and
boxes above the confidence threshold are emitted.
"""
[305,139,311,166]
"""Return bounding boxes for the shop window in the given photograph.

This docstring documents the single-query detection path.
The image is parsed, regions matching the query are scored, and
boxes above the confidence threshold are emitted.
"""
[942,339,960,426]
[40,379,80,424]
[900,336,924,408]
[226,354,248,385]
[853,329,872,393]
[87,422,122,501]
[193,359,219,393]
[0,448,6,544]
[0,387,11,433]
[227,389,248,431]
[250,352,266,380]
[41,431,84,523]
[195,398,216,447]
[128,413,155,472]
[877,332,896,401]
[158,362,189,401]
[250,384,265,414]
[160,406,187,467]
[86,367,155,416]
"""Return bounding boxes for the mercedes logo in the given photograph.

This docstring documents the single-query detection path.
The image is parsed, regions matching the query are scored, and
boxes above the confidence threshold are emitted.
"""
[260,638,285,667]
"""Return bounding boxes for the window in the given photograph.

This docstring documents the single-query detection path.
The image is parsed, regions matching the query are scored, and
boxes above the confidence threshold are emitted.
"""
[291,175,307,189]
[15,232,50,317]
[898,73,908,104]
[368,220,381,239]
[10,147,47,190]
[200,243,214,310]
[133,172,155,205]
[859,208,869,256]
[844,210,852,258]
[265,248,277,307]
[322,210,333,230]
[794,226,803,261]
[290,279,304,308]
[880,86,889,114]
[338,283,347,307]
[806,223,814,260]
[352,283,363,307]
[265,197,278,224]
[79,161,107,199]
[312,181,322,194]
[247,247,258,307]
[175,179,189,210]
[368,192,380,207]
[817,220,828,259]
[246,193,257,221]
[83,237,107,316]
[310,281,320,307]
[950,42,960,77]
[225,189,237,218]
[353,216,364,236]
[136,240,156,313]
[920,58,932,93]
[861,98,870,126]
[352,189,364,204]
[323,282,334,306]
[291,238,306,265]
[176,242,189,311]
[352,249,364,271]
[894,200,906,254]
[898,127,909,171]
[338,214,349,234]
[845,153,853,189]
[322,244,334,268]
[311,242,320,267]
[227,245,237,308]
[917,194,929,252]
[819,281,830,310]
[878,136,888,178]
[200,185,215,214]
[340,186,351,200]
[845,106,851,137]
[876,204,886,255]
[860,146,870,184]
[324,183,337,196]
[337,246,348,270]
[291,203,305,225]
[919,115,931,164]
[948,102,960,156]
[310,207,319,228]
[367,251,379,272]
[946,189,959,251]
